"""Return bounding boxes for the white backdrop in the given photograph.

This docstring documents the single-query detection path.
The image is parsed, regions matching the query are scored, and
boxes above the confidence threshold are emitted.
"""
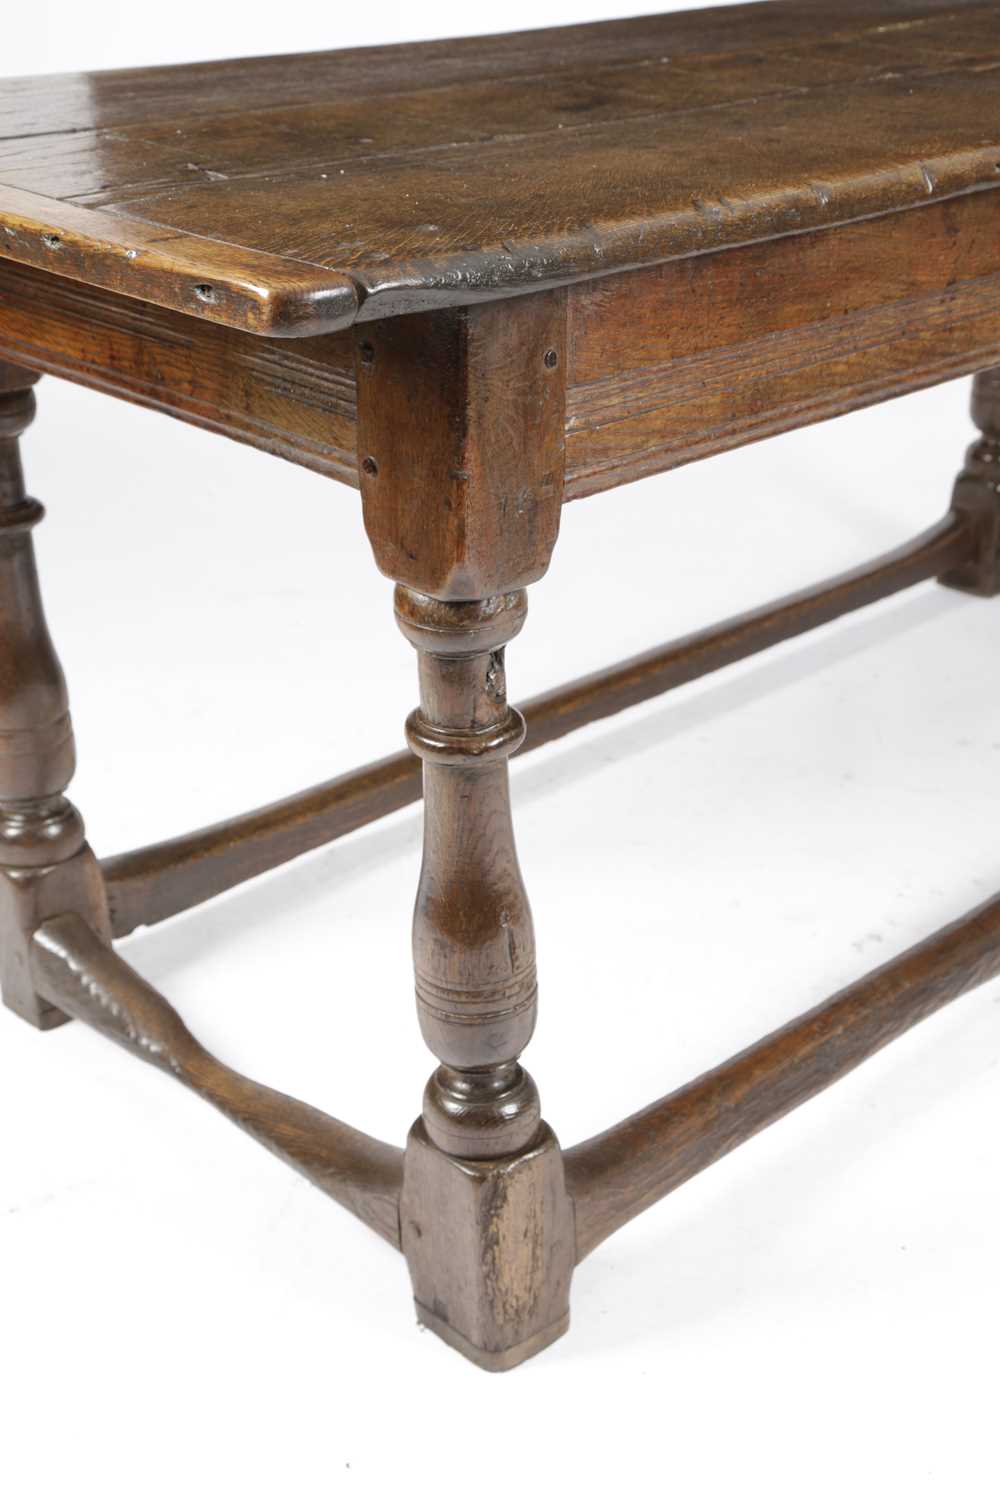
[2,4,998,1497]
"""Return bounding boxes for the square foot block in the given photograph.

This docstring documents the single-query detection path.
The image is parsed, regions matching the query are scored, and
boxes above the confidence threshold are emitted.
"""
[401,1121,575,1371]
[939,478,1000,597]
[3,989,72,1030]
[0,849,109,1031]
[414,1300,569,1372]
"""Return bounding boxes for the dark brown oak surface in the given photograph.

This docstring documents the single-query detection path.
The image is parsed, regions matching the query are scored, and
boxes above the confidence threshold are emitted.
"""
[4,2,1000,1373]
[2,1,1000,334]
[3,188,1000,503]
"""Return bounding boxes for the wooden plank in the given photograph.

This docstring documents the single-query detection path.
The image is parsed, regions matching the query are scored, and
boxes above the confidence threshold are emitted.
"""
[0,185,357,337]
[1,3,983,138]
[565,191,1000,498]
[0,3,999,333]
[5,191,1000,499]
[0,259,357,483]
[5,14,997,209]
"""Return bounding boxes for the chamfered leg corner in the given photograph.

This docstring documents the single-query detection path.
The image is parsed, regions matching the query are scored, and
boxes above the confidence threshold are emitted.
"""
[401,1119,574,1372]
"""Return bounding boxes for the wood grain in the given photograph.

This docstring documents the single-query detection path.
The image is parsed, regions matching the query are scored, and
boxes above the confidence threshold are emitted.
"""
[0,259,357,484]
[394,584,573,1368]
[401,1121,574,1371]
[395,588,543,1161]
[4,192,999,504]
[0,184,357,337]
[565,190,1000,497]
[31,913,403,1248]
[357,294,565,599]
[1,3,1000,333]
[5,0,1000,1373]
[566,889,1000,1260]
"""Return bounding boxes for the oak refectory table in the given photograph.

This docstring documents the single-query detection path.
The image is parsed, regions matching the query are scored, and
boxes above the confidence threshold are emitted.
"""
[3,0,1000,1371]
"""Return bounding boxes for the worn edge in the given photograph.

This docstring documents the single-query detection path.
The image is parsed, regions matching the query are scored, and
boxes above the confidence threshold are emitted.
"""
[0,183,360,338]
[4,173,1000,338]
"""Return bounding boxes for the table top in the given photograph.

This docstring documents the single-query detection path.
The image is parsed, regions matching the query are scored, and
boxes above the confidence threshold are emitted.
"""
[1,0,999,338]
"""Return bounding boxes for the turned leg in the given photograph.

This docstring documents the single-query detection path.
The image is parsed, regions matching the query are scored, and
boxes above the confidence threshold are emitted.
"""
[354,291,572,1368]
[0,364,109,1028]
[394,587,574,1370]
[940,368,1000,596]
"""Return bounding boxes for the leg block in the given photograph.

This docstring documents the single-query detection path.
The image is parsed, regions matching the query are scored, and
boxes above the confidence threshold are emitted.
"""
[400,1122,575,1371]
[0,841,109,1028]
